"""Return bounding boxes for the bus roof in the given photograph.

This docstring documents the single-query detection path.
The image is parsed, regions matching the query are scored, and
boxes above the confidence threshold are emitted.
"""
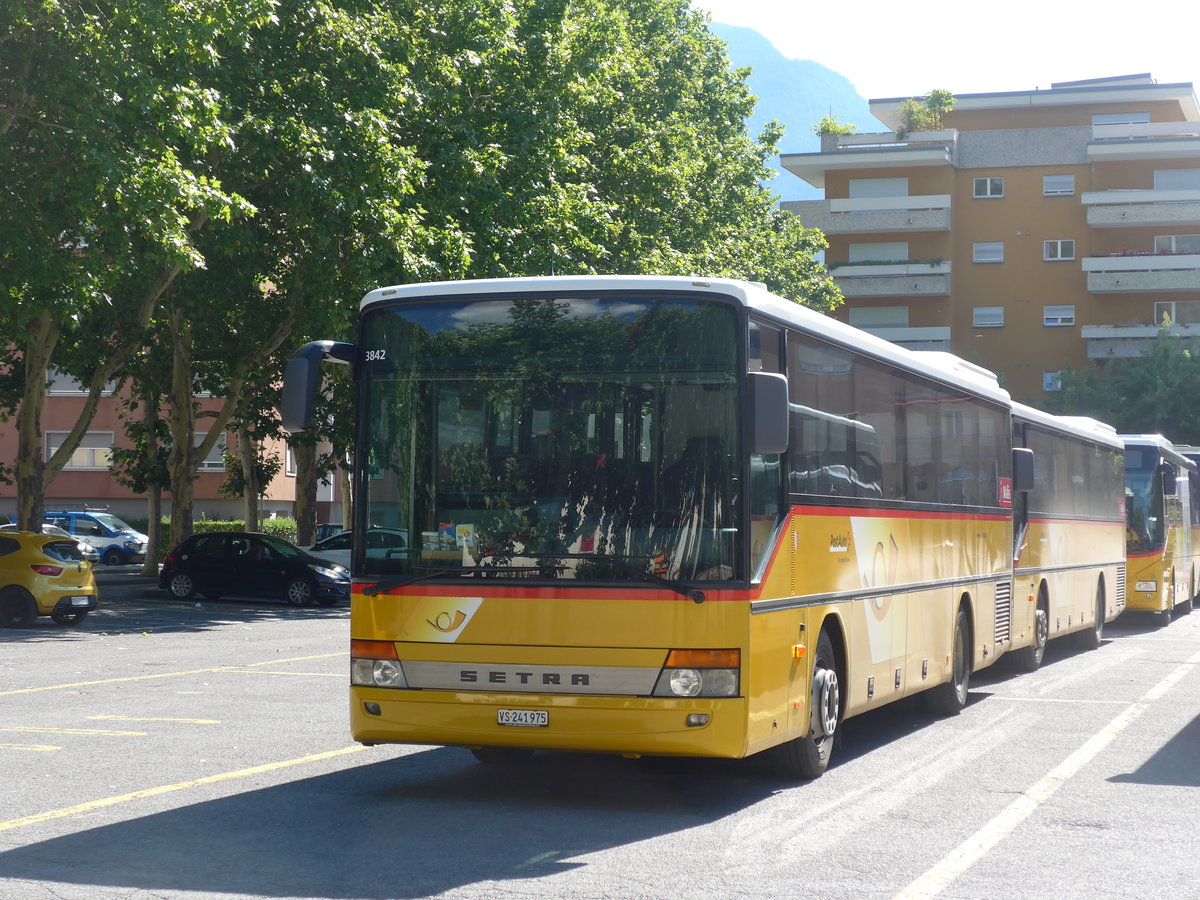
[1120,434,1198,470]
[1011,402,1124,450]
[359,275,1012,405]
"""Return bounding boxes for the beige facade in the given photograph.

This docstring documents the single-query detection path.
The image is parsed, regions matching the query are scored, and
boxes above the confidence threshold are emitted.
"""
[782,74,1200,402]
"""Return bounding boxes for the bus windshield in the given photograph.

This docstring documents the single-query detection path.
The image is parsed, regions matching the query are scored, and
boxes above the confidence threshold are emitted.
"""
[1125,446,1164,553]
[358,293,743,584]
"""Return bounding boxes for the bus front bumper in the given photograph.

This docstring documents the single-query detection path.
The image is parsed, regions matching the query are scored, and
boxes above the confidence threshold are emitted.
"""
[350,687,750,759]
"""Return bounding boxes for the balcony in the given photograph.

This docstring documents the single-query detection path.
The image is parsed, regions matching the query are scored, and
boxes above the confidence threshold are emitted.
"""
[1083,189,1200,228]
[829,261,952,298]
[781,131,957,189]
[1083,253,1200,293]
[1082,323,1200,358]
[784,194,952,234]
[857,325,951,350]
[1087,121,1200,162]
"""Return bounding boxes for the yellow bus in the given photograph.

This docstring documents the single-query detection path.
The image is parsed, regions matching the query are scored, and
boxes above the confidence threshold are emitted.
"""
[283,275,1117,778]
[1007,405,1126,669]
[1122,435,1197,625]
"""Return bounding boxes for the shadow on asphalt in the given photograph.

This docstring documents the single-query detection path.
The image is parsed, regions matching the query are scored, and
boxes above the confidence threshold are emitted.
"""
[0,745,777,898]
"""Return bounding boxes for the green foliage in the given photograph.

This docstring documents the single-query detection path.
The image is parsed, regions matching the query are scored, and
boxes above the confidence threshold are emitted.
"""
[896,89,956,137]
[1042,323,1200,443]
[811,113,857,136]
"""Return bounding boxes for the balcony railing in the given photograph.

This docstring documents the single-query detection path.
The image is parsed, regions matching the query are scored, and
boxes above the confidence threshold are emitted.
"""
[828,261,952,298]
[1088,122,1200,161]
[784,195,952,234]
[1083,253,1200,293]
[1082,189,1200,228]
[1082,323,1200,358]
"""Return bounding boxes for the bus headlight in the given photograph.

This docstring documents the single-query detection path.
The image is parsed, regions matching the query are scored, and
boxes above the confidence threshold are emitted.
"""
[352,658,408,688]
[351,639,408,688]
[652,649,740,698]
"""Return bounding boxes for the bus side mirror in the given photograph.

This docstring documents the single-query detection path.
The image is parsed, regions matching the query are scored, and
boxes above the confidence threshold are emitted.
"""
[747,371,789,455]
[1161,464,1178,496]
[1012,447,1034,493]
[281,341,357,433]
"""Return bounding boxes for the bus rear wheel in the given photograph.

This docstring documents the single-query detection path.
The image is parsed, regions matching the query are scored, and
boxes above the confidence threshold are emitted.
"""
[1078,582,1105,651]
[773,629,840,780]
[1011,595,1048,672]
[926,605,970,716]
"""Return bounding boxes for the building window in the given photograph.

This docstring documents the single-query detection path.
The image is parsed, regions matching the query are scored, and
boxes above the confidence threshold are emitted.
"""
[1155,300,1200,326]
[1154,234,1200,254]
[196,432,228,472]
[46,370,116,396]
[849,306,909,328]
[973,177,1004,198]
[1043,175,1075,196]
[973,242,1004,263]
[973,307,1004,328]
[1044,372,1062,392]
[46,432,114,470]
[1044,240,1075,261]
[848,241,909,263]
[1044,305,1075,326]
[1154,169,1200,191]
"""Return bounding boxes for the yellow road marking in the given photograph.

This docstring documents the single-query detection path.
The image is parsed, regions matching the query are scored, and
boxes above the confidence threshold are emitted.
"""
[0,743,60,752]
[88,716,220,724]
[0,653,342,697]
[895,648,1200,899]
[0,744,370,833]
[227,670,345,678]
[1,727,146,737]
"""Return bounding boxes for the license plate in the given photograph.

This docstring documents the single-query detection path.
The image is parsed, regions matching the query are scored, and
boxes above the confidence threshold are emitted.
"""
[70,596,91,607]
[497,708,548,727]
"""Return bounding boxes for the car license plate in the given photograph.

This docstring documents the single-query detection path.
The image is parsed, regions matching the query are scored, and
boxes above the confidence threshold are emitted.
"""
[497,708,548,727]
[70,596,91,607]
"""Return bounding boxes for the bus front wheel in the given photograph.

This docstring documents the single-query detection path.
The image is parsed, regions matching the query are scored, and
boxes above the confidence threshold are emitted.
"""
[773,629,841,780]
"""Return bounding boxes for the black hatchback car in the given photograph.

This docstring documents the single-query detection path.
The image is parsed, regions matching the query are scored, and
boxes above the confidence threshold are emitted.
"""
[159,532,350,606]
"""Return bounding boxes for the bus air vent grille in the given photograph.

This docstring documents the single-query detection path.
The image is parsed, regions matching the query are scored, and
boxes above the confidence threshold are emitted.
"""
[1115,564,1126,611]
[993,581,1012,644]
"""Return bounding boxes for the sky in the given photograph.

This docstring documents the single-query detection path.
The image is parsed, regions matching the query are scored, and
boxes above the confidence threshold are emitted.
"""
[691,0,1199,101]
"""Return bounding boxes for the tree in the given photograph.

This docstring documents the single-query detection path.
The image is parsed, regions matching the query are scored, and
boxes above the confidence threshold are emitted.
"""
[812,113,857,136]
[0,0,271,528]
[1044,323,1200,443]
[896,89,956,138]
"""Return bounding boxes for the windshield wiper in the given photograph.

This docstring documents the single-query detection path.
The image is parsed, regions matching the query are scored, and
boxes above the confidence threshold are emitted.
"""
[361,555,705,603]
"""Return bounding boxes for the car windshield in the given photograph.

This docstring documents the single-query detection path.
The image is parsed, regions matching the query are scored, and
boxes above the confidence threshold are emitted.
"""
[258,535,310,560]
[359,292,742,584]
[92,513,136,533]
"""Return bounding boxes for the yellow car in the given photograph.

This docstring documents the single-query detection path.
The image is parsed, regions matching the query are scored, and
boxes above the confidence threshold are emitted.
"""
[0,529,98,627]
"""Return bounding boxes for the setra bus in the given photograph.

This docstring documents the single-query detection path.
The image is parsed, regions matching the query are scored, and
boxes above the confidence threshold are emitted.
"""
[1007,405,1126,669]
[282,275,1127,778]
[1122,435,1197,625]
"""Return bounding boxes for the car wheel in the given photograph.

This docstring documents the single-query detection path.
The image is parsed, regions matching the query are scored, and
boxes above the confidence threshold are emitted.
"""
[0,586,38,627]
[285,578,314,606]
[102,548,123,566]
[51,608,89,626]
[168,573,197,600]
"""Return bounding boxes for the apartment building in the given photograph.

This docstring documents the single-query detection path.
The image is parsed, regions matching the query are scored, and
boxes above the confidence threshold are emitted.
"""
[781,74,1200,401]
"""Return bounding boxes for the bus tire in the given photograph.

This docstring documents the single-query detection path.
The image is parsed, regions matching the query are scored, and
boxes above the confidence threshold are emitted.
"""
[1078,581,1105,651]
[1010,591,1048,672]
[927,605,971,716]
[773,629,841,780]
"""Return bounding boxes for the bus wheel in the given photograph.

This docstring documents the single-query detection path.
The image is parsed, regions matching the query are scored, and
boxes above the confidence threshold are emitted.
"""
[1158,606,1172,627]
[1011,595,1048,672]
[773,629,840,780]
[470,747,534,765]
[927,606,971,716]
[1078,582,1104,651]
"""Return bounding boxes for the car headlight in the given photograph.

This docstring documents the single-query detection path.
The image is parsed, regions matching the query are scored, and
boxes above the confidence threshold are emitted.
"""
[313,566,346,580]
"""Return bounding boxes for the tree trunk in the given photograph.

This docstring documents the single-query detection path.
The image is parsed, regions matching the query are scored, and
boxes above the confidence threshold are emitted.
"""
[293,441,317,545]
[339,456,353,530]
[142,486,162,574]
[239,426,259,533]
[14,313,60,530]
[166,306,197,550]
